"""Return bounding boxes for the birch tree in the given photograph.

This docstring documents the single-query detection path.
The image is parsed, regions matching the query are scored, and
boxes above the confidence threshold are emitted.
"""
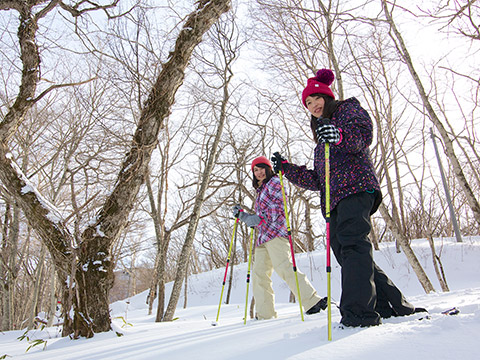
[381,0,480,226]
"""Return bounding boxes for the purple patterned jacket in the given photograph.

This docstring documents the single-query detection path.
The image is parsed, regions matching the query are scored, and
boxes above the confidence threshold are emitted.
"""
[284,97,381,217]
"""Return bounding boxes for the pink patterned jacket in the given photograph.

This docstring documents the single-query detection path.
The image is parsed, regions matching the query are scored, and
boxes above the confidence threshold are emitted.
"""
[254,176,288,246]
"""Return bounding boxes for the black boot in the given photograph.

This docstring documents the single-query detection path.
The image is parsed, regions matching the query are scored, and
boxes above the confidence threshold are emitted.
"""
[414,307,428,313]
[306,297,328,315]
[340,313,381,328]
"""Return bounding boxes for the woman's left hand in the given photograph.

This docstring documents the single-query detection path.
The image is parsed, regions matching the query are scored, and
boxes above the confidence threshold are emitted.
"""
[316,124,341,144]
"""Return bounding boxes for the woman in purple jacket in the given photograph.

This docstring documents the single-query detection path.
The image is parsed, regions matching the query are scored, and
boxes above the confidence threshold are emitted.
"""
[272,69,426,327]
[233,156,327,320]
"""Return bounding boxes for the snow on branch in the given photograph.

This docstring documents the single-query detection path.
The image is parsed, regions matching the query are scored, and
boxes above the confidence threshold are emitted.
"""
[7,152,64,224]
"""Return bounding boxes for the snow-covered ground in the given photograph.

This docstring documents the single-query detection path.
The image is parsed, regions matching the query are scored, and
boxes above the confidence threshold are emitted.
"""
[2,237,479,359]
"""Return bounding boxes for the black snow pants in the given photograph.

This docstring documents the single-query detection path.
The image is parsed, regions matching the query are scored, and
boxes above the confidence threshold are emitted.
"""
[329,191,415,326]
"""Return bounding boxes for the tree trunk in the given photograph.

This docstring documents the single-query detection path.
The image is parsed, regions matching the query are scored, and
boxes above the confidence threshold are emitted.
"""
[370,223,380,251]
[427,235,449,292]
[225,226,238,304]
[1,201,20,331]
[379,204,435,293]
[73,230,115,338]
[156,281,166,323]
[302,196,315,251]
[163,50,233,321]
[1,201,11,331]
[27,245,47,329]
[249,297,255,320]
[145,173,170,321]
[183,258,189,309]
[155,241,167,322]
[147,255,159,316]
[46,272,57,327]
[146,174,160,316]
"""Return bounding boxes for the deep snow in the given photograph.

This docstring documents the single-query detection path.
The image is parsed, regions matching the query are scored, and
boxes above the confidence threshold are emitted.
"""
[1,237,479,359]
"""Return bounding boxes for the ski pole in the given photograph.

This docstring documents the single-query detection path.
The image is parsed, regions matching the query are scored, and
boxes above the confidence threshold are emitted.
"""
[244,227,255,325]
[325,141,332,341]
[277,168,304,321]
[215,216,240,323]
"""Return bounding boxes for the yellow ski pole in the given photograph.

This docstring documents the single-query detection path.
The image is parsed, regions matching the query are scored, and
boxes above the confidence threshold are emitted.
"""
[215,216,239,324]
[325,141,332,340]
[244,227,255,324]
[276,163,304,321]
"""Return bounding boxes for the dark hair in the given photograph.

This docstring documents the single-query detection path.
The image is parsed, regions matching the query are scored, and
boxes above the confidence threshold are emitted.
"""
[252,163,275,189]
[308,94,340,144]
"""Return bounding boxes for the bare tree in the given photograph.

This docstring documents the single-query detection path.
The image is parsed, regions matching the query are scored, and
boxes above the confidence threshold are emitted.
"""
[251,0,354,98]
[419,0,480,41]
[0,0,231,337]
[381,0,480,226]
[163,13,241,321]
[342,16,435,292]
[144,131,202,321]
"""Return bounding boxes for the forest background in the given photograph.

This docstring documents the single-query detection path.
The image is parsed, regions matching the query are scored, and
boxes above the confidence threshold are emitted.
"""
[0,0,478,339]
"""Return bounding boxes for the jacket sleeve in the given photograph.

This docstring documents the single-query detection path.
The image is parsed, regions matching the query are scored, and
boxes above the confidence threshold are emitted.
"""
[283,162,321,192]
[334,98,373,154]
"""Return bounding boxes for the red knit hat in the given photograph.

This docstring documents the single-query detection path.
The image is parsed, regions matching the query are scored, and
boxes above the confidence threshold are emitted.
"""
[251,156,272,171]
[301,69,335,108]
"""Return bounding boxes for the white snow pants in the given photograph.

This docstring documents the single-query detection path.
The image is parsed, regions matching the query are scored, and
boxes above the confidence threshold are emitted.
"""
[252,236,321,320]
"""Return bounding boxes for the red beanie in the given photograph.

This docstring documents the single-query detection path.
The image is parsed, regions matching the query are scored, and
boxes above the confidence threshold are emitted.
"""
[251,156,272,171]
[301,69,335,108]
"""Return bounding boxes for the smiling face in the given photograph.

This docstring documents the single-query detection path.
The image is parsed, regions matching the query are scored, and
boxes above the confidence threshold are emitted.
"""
[253,165,267,184]
[305,95,325,118]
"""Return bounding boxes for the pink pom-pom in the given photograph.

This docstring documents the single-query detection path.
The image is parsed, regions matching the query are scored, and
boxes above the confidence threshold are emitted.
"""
[315,69,334,86]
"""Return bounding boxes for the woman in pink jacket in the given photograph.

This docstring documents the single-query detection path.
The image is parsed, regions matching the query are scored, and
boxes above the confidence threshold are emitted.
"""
[233,156,326,320]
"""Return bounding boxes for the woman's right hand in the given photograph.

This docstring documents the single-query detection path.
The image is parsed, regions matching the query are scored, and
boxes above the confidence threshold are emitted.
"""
[232,204,243,218]
[232,205,264,227]
[271,152,288,174]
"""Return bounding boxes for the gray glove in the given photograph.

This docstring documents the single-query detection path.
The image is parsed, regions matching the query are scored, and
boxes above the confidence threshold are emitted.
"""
[239,212,264,228]
[232,204,264,227]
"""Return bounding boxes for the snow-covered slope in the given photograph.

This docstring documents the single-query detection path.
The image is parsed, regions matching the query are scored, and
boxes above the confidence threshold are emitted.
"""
[2,237,479,359]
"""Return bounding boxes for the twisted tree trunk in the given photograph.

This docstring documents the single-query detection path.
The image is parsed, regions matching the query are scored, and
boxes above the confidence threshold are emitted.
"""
[0,0,231,338]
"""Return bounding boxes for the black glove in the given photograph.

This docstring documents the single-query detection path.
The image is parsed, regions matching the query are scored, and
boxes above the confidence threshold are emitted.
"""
[232,204,243,218]
[271,152,288,174]
[315,123,341,144]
